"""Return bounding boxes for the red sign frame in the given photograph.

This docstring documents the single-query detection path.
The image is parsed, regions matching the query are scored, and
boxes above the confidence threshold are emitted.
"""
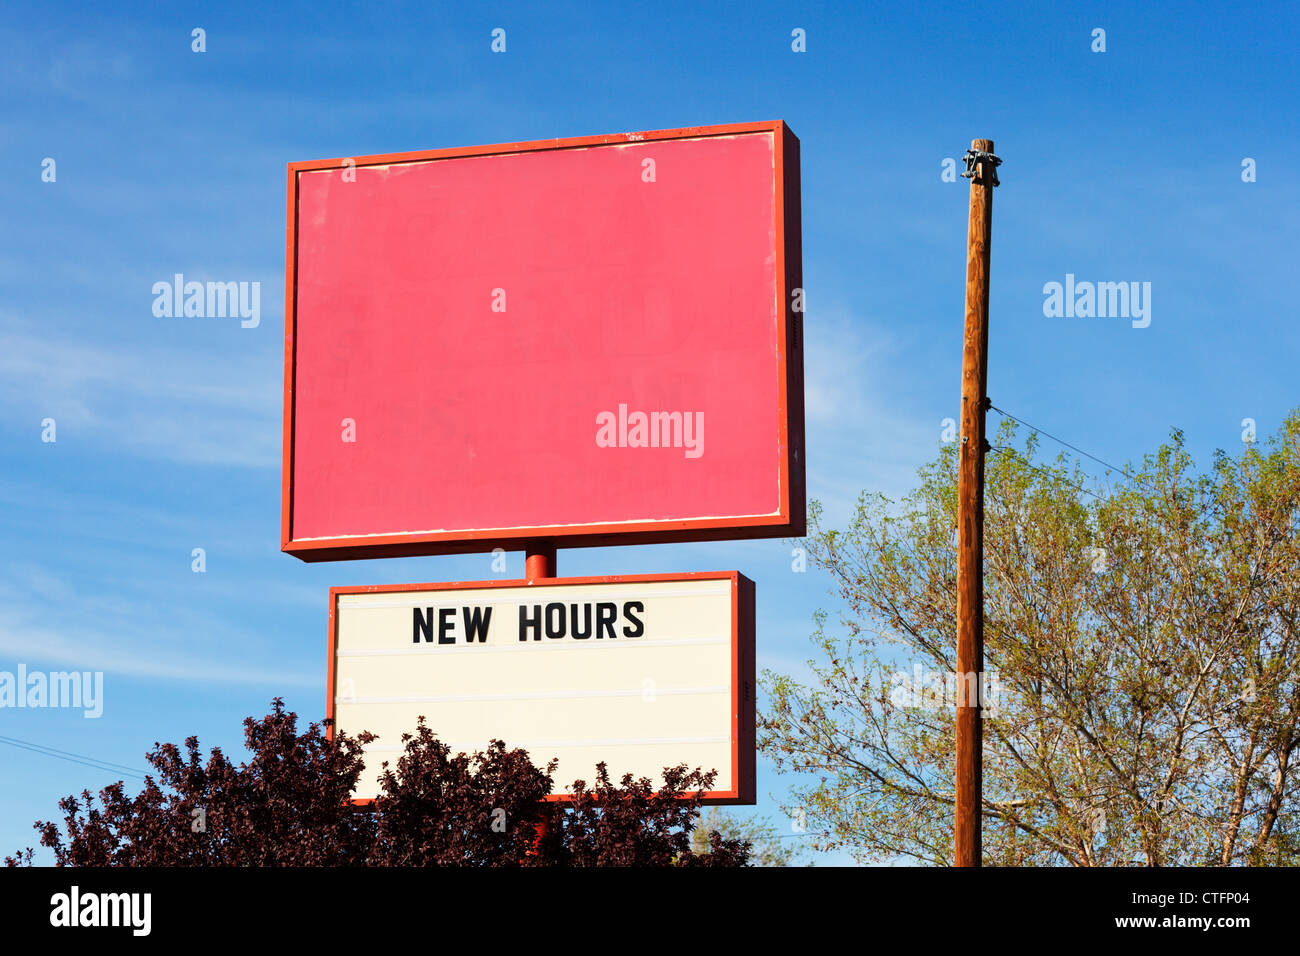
[326,571,756,805]
[281,122,804,561]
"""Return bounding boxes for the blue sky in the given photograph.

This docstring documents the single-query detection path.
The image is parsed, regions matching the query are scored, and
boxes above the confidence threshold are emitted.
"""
[1,1,1295,864]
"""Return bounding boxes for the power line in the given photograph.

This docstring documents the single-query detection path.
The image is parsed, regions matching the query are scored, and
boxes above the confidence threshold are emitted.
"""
[989,445,1106,502]
[989,403,1146,488]
[0,734,150,780]
[771,830,833,839]
[0,735,148,776]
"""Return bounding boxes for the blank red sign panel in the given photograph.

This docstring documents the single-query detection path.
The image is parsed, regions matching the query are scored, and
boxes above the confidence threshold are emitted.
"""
[284,122,803,559]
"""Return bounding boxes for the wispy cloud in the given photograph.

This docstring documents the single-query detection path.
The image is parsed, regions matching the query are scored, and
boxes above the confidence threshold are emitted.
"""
[803,307,937,526]
[0,320,279,468]
[0,610,314,688]
[0,562,314,687]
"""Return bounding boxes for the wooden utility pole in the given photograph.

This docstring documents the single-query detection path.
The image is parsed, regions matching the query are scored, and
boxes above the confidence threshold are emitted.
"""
[955,138,999,867]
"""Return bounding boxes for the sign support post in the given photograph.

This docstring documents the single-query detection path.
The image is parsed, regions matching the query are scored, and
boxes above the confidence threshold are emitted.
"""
[525,543,556,851]
[955,138,999,868]
[525,543,556,581]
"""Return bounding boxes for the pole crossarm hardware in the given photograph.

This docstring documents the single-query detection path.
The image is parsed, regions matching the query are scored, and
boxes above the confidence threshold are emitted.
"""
[961,148,1002,187]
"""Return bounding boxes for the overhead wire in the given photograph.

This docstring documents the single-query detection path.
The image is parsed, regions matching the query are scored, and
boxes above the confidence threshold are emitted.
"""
[988,403,1149,491]
[0,734,150,780]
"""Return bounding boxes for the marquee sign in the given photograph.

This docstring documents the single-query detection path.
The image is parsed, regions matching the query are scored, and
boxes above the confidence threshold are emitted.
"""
[328,572,755,803]
[282,122,803,561]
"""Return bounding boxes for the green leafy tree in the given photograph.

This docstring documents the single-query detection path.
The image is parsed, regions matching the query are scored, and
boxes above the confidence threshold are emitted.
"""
[689,808,807,866]
[760,412,1300,866]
